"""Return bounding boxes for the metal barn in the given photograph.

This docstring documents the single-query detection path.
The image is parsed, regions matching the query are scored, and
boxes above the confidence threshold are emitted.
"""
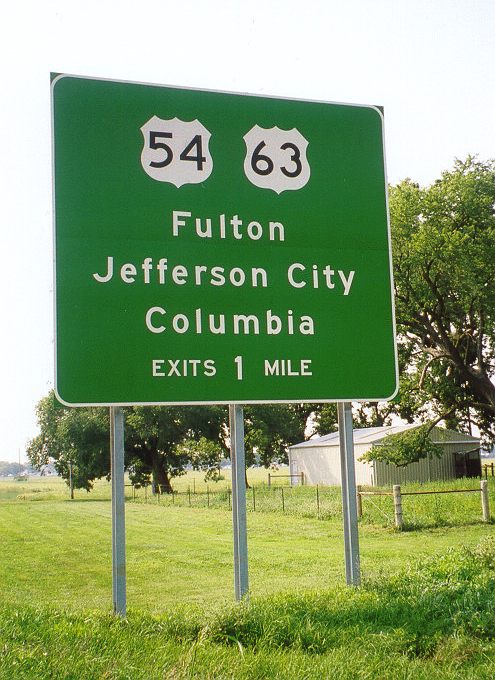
[288,425,481,487]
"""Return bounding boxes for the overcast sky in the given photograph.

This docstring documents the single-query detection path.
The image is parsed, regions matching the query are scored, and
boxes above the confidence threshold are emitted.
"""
[1,0,494,462]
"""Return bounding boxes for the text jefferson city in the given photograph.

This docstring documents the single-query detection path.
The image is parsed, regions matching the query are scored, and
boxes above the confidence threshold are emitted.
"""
[90,209,358,337]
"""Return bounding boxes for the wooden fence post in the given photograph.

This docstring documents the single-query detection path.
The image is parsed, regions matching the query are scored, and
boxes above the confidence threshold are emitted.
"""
[393,485,403,529]
[268,473,271,487]
[481,480,490,522]
[356,485,363,518]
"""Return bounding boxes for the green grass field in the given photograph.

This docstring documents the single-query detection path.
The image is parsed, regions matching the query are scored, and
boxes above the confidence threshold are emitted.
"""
[1,473,495,678]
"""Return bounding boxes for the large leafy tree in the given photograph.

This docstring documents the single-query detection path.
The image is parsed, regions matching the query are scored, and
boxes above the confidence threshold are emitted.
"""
[27,393,109,492]
[27,392,227,493]
[124,405,227,492]
[28,394,316,492]
[314,158,495,444]
[390,156,495,443]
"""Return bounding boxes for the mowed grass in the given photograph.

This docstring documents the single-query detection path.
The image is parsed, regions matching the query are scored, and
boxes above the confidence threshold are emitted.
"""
[2,474,495,678]
[1,474,495,610]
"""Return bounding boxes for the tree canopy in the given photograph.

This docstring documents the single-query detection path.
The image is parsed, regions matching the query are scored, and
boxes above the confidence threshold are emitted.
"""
[28,393,109,491]
[390,157,495,444]
[27,393,228,493]
[359,424,442,467]
[314,157,495,444]
[243,403,318,467]
[0,462,28,477]
[27,393,316,492]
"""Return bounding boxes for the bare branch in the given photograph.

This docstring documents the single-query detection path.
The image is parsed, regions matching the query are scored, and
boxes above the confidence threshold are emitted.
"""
[418,354,452,388]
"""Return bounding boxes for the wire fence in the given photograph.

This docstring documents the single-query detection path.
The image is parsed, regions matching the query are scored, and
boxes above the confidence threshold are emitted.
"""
[126,483,342,519]
[126,477,494,529]
[357,478,493,530]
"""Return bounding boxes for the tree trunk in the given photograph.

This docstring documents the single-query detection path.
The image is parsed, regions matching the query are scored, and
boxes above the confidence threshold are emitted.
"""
[150,451,173,494]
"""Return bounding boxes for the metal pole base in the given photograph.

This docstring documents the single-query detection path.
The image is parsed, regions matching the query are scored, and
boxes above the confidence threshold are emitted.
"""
[229,404,249,600]
[338,402,361,586]
[110,406,127,615]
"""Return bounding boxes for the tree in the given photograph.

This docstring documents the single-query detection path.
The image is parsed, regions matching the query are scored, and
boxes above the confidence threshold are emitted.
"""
[125,405,227,492]
[359,423,442,467]
[0,462,27,477]
[27,392,109,491]
[389,156,495,444]
[175,437,225,482]
[313,404,338,435]
[27,392,228,493]
[313,158,495,443]
[28,392,323,493]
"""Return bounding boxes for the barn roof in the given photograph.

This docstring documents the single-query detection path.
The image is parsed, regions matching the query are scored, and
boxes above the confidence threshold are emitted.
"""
[289,424,480,449]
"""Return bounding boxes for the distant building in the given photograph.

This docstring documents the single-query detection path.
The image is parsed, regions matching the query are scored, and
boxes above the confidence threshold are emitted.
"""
[288,425,481,487]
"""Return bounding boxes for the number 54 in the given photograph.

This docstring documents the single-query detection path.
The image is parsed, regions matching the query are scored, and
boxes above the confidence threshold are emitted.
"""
[141,116,213,187]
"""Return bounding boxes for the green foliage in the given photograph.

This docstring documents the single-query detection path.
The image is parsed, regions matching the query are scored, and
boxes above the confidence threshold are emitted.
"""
[390,156,495,444]
[313,403,338,435]
[27,392,109,491]
[28,394,319,491]
[207,537,495,656]
[243,404,318,466]
[125,405,227,491]
[175,437,224,481]
[360,424,442,467]
[27,393,228,492]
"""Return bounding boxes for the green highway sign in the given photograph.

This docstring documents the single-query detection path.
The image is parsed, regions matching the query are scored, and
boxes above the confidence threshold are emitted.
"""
[52,74,398,405]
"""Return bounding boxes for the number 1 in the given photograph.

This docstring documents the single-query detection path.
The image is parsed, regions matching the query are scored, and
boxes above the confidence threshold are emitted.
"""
[234,356,243,380]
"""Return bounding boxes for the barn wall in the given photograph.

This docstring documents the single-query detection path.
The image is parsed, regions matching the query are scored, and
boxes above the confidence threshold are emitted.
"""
[353,444,374,485]
[374,452,453,486]
[373,441,479,486]
[289,444,375,486]
[289,427,480,487]
[289,446,341,485]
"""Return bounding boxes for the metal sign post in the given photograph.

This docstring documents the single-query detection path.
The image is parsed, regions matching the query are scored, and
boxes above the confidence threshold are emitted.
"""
[338,402,360,586]
[229,404,249,600]
[110,406,127,615]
